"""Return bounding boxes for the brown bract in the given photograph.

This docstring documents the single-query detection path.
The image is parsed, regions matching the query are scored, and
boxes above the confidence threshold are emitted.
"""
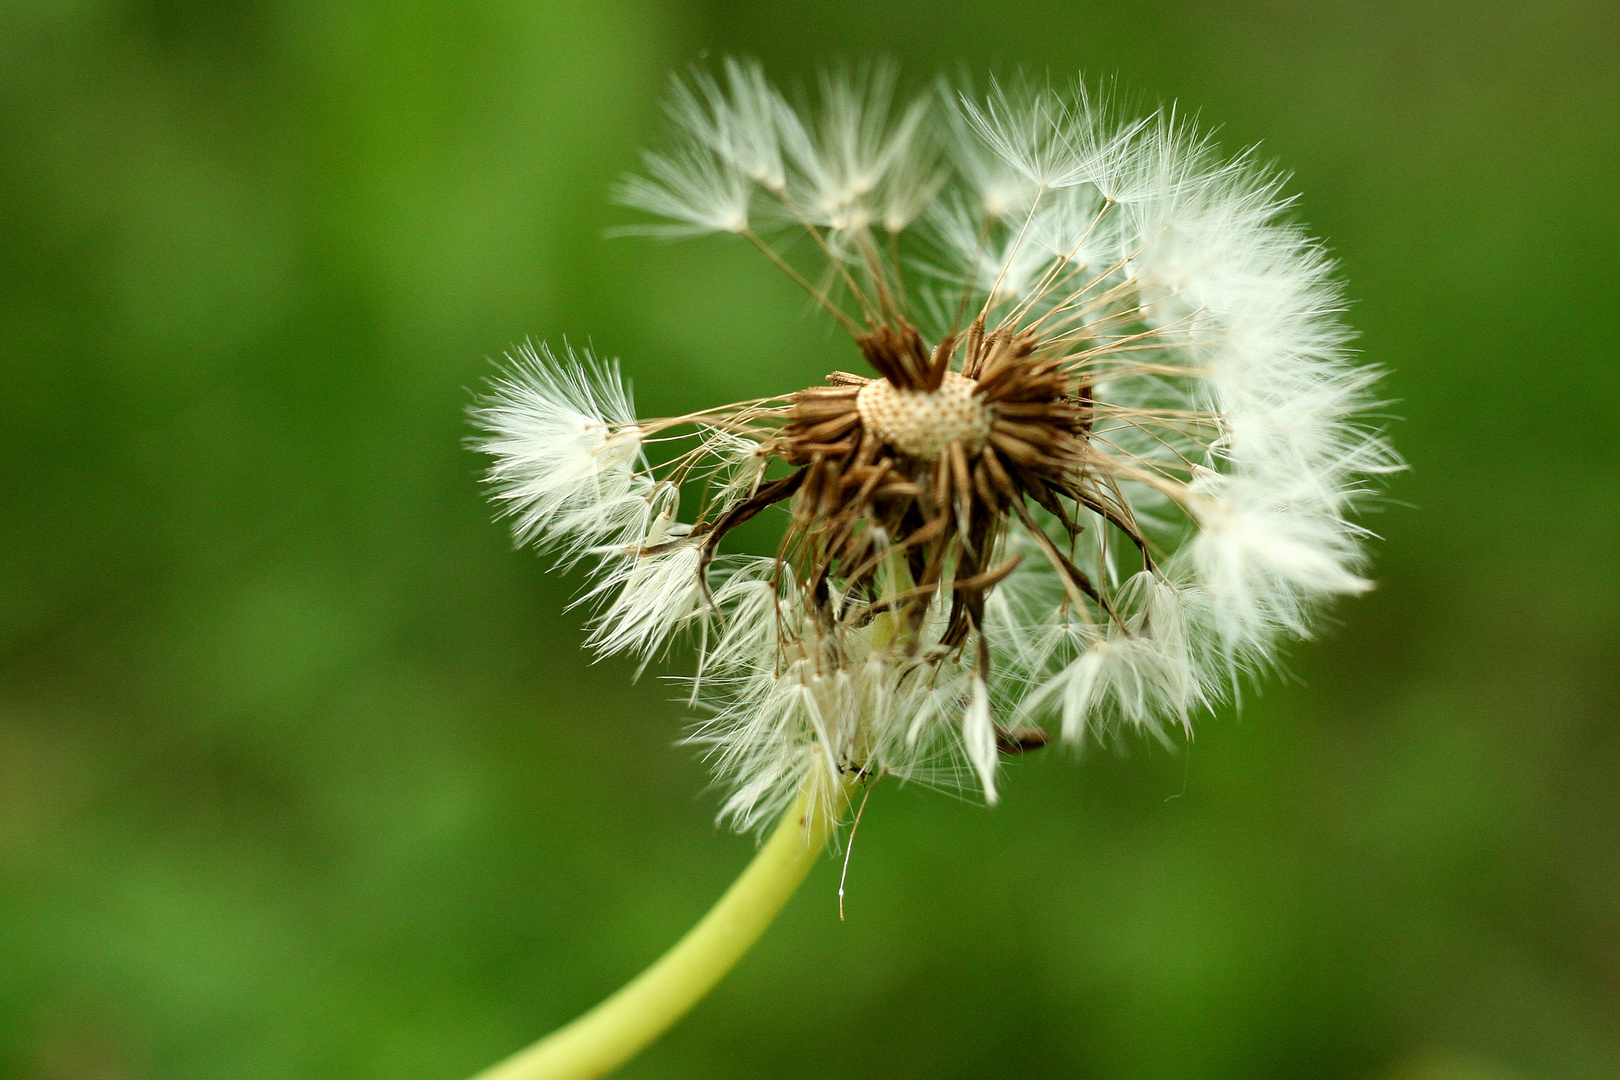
[692,316,1153,676]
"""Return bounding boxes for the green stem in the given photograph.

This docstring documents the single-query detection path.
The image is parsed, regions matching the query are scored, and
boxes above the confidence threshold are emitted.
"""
[468,778,852,1080]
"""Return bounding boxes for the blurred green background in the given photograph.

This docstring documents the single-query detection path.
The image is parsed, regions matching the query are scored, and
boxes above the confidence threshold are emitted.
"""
[2,1,1617,1078]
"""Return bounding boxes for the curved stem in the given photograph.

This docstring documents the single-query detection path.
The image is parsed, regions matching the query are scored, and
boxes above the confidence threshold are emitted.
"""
[468,778,852,1080]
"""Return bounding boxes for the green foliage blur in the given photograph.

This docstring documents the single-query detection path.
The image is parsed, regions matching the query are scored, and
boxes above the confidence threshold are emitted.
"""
[2,1,1616,1077]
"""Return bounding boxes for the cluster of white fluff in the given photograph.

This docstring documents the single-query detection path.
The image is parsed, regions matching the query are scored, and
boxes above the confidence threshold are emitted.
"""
[616,59,941,239]
[476,65,1396,832]
[474,343,649,564]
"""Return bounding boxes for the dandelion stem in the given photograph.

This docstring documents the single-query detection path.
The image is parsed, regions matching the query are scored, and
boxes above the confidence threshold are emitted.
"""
[467,777,853,1080]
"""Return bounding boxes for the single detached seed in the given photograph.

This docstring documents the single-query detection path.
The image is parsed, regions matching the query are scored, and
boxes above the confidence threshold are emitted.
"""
[856,371,993,459]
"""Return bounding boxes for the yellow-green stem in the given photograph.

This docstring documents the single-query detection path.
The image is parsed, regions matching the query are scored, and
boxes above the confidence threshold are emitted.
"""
[467,778,852,1080]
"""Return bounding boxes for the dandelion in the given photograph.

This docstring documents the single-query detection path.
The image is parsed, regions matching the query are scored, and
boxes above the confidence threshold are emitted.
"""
[467,64,1396,1080]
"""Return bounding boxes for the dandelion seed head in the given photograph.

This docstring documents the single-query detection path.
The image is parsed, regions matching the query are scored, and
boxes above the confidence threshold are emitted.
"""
[476,63,1398,832]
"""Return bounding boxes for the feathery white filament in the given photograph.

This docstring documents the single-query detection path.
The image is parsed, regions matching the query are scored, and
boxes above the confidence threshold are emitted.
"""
[473,343,646,563]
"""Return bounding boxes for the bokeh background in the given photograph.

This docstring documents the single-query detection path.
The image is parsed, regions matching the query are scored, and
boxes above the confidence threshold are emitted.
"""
[2,1,1617,1078]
